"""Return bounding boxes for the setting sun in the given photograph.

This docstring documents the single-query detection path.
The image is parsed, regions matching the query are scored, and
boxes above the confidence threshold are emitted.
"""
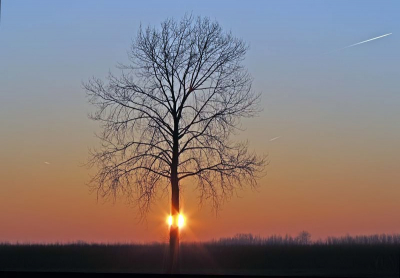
[167,214,185,228]
[178,214,185,228]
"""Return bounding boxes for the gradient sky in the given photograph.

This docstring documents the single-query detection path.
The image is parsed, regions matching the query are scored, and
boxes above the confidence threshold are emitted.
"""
[0,0,399,243]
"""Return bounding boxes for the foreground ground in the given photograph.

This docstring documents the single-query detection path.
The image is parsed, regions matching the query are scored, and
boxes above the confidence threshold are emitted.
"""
[0,243,399,277]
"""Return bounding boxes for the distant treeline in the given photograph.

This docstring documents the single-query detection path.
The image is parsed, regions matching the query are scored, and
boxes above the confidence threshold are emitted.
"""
[1,232,400,246]
[210,232,400,246]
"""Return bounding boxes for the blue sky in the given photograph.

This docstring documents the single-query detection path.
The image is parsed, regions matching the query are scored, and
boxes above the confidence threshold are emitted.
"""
[1,1,398,113]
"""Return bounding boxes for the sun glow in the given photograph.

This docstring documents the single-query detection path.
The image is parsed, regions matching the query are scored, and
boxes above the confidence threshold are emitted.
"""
[167,215,173,226]
[167,214,185,228]
[178,214,185,228]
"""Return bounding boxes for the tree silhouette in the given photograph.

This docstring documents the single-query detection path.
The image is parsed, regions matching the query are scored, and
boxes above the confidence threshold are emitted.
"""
[84,15,266,273]
[296,231,312,245]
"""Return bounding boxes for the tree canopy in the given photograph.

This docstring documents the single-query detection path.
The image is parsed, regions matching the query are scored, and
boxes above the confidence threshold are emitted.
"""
[84,15,266,217]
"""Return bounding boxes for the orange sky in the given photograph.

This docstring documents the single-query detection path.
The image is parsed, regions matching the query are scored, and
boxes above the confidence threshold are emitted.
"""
[0,110,399,243]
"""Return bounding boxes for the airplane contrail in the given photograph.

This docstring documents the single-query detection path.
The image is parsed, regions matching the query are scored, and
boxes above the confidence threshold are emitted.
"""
[327,33,392,54]
[269,136,281,142]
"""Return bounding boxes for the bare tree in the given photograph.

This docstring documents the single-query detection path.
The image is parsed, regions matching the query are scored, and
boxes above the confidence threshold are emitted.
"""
[296,231,312,245]
[84,15,266,273]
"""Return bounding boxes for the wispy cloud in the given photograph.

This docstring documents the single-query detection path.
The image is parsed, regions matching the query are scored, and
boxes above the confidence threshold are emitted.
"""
[44,162,50,165]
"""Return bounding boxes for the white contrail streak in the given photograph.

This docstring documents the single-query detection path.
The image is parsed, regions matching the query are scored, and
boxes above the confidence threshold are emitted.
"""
[327,33,392,54]
[269,136,281,142]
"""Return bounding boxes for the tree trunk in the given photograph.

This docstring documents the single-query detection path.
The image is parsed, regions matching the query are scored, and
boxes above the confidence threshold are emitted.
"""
[168,178,179,273]
[168,124,180,274]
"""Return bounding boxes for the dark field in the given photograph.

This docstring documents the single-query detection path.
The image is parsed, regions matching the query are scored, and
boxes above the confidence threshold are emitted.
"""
[0,242,399,277]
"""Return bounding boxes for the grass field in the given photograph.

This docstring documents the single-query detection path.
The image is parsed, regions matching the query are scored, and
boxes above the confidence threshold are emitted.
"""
[0,239,399,277]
